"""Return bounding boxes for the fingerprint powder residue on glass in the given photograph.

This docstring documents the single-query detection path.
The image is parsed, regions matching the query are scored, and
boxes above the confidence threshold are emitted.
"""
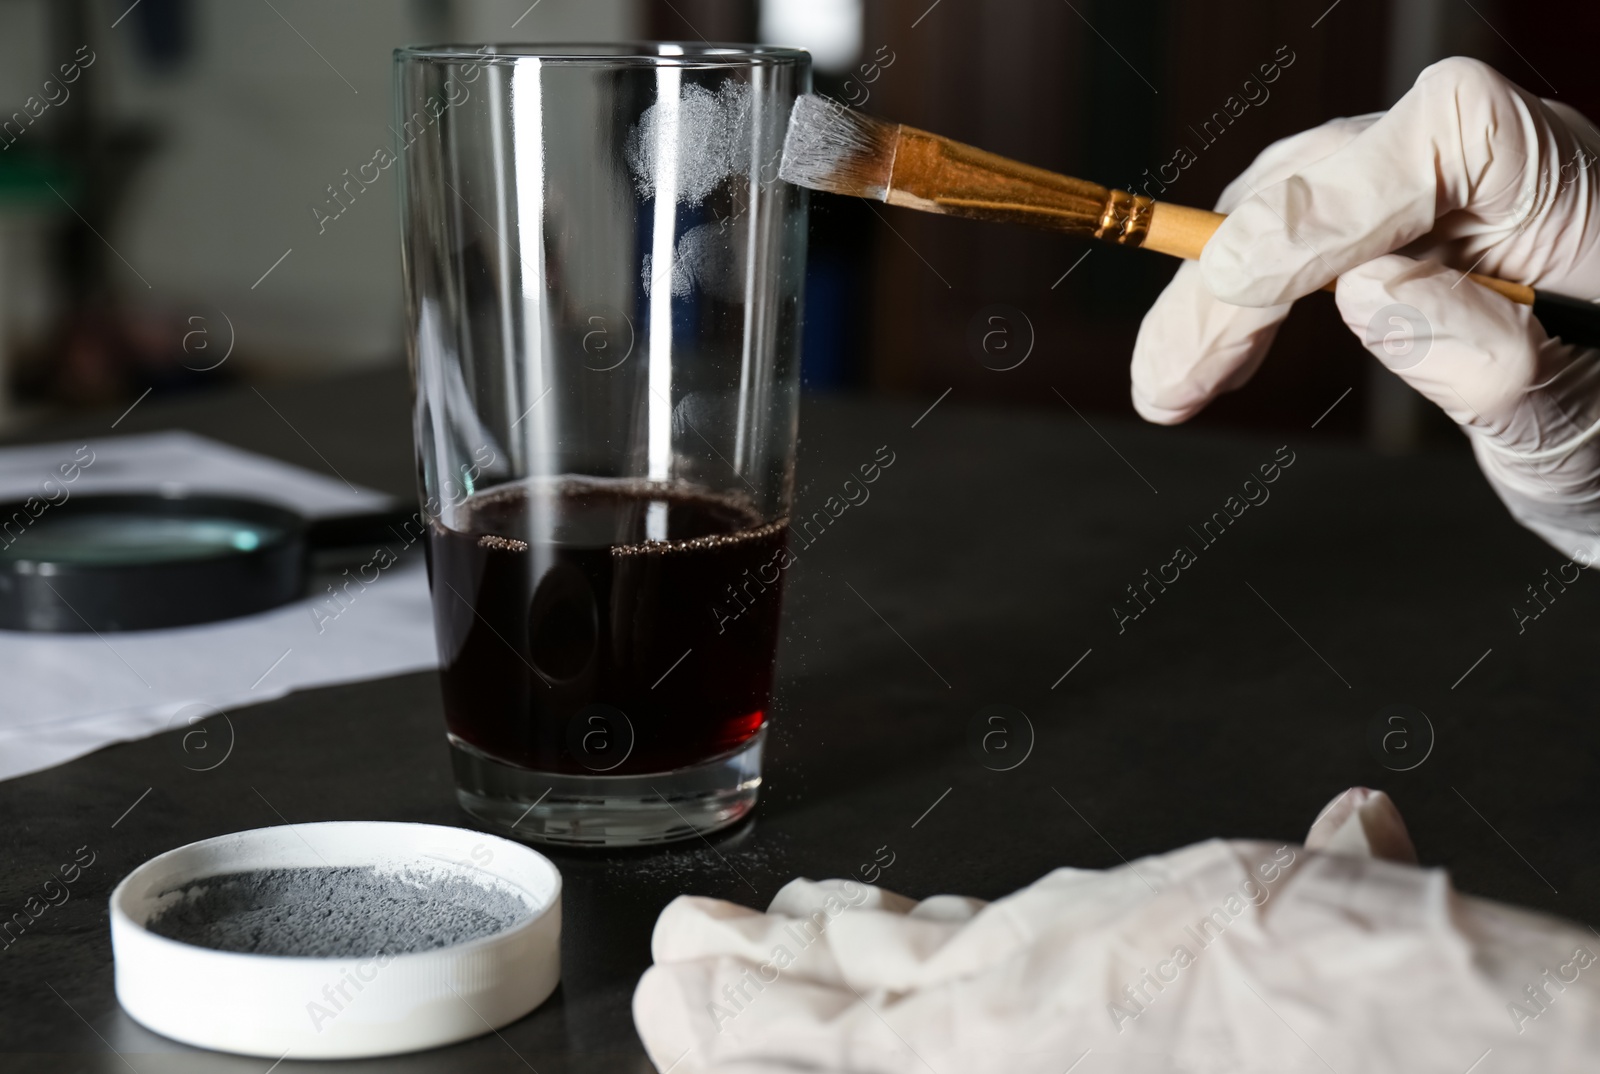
[624,80,752,204]
[640,221,745,299]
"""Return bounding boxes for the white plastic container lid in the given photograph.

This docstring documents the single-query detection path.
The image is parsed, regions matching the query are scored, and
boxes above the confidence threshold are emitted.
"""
[110,821,561,1060]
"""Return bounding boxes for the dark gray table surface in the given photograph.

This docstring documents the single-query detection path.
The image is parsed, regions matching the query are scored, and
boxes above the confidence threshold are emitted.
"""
[2,368,1597,1073]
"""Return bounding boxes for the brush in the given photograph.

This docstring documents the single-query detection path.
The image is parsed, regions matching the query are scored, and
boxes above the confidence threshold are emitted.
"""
[778,94,1600,349]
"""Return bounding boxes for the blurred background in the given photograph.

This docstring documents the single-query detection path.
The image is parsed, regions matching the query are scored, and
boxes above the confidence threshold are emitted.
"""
[0,0,1595,445]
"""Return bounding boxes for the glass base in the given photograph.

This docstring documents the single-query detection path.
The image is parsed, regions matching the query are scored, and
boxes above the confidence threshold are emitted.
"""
[448,728,764,847]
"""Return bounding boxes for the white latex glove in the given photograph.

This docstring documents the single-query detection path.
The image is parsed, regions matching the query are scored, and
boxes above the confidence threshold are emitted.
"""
[1132,57,1600,560]
[633,788,1600,1074]
[1303,785,1418,863]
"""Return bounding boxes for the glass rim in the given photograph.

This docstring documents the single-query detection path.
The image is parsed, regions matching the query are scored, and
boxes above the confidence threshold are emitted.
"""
[395,41,811,67]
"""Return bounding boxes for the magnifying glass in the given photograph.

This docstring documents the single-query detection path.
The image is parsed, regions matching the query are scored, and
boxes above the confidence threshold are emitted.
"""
[0,493,419,632]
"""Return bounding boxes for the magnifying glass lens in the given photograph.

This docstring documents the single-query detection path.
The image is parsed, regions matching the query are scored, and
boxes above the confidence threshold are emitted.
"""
[0,514,289,566]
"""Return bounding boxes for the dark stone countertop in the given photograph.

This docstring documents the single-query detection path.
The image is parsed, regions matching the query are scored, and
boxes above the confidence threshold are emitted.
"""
[2,367,1596,1072]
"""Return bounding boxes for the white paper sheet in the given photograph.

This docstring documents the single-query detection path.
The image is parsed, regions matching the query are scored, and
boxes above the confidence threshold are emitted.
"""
[0,432,438,781]
[0,429,392,516]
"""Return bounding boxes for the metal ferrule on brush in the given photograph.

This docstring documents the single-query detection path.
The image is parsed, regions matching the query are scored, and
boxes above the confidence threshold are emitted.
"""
[884,126,1154,246]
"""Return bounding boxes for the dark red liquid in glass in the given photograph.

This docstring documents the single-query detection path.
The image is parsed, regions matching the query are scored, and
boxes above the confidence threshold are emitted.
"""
[428,480,785,775]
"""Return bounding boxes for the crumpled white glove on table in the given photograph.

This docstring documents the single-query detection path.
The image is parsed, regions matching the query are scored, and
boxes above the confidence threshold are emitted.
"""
[633,788,1599,1074]
[1132,57,1600,561]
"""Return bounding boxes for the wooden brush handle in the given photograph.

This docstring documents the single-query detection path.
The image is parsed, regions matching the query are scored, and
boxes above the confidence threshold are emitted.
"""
[883,124,1600,335]
[885,128,1539,305]
[1146,203,1536,305]
[1141,204,1226,261]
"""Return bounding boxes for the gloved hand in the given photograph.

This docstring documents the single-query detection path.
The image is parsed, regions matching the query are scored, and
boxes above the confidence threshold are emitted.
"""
[633,788,1600,1074]
[1132,57,1600,560]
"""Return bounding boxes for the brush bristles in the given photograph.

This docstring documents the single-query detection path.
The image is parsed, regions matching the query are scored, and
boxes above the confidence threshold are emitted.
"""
[779,94,898,200]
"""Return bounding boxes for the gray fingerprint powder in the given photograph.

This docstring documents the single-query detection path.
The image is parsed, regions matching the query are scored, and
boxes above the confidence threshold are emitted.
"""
[642,220,740,299]
[625,79,751,204]
[146,866,530,958]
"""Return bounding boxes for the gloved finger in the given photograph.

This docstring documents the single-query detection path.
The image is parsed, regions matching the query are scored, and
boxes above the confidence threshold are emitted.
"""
[651,880,922,975]
[1205,57,1547,307]
[766,877,921,918]
[648,877,1072,996]
[650,889,972,993]
[651,895,827,968]
[1338,253,1600,559]
[1132,118,1372,423]
[649,880,925,973]
[1304,788,1418,864]
[1333,253,1548,428]
[636,955,999,1074]
[1210,114,1379,215]
[651,881,982,997]
[1131,261,1290,424]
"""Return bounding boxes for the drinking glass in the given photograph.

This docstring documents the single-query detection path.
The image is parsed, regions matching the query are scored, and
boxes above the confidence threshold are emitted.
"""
[395,43,809,846]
